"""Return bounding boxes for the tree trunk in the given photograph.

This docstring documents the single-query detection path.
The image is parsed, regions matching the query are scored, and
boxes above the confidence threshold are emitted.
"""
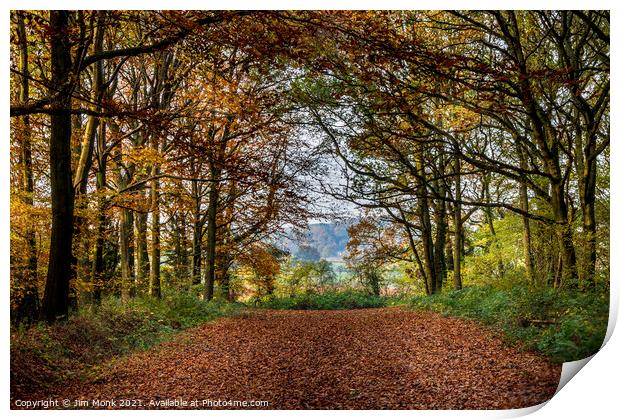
[127,211,135,290]
[217,252,234,302]
[73,12,104,194]
[483,176,505,278]
[190,179,203,285]
[118,202,134,302]
[110,123,134,303]
[149,164,161,299]
[517,147,535,284]
[91,201,106,304]
[551,182,577,286]
[119,208,133,302]
[191,219,202,285]
[71,12,105,290]
[445,233,454,272]
[419,194,436,294]
[146,51,174,299]
[172,214,188,281]
[414,145,436,294]
[400,208,430,296]
[204,176,219,301]
[41,11,74,322]
[432,152,448,292]
[135,205,150,293]
[91,123,108,304]
[433,195,447,292]
[452,157,463,290]
[579,151,597,289]
[368,269,381,297]
[14,11,39,323]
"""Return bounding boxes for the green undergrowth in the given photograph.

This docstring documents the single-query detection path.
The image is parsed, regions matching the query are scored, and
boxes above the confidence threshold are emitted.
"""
[409,284,609,363]
[11,289,244,398]
[257,290,398,310]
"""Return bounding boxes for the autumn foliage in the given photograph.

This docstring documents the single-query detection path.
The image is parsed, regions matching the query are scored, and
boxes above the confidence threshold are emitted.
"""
[9,10,609,411]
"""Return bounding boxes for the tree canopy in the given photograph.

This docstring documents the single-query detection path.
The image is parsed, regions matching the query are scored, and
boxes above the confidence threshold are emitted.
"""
[9,10,609,324]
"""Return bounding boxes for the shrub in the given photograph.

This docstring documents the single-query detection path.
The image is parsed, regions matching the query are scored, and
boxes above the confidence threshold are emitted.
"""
[257,290,393,310]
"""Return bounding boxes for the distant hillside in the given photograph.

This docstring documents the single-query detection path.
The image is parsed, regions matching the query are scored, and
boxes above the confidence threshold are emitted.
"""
[275,222,353,261]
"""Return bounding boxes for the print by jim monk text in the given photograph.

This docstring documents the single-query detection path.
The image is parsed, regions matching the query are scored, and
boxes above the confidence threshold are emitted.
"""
[13,398,270,408]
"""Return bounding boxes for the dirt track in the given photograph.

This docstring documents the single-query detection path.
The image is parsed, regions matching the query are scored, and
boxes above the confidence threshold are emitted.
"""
[35,308,561,409]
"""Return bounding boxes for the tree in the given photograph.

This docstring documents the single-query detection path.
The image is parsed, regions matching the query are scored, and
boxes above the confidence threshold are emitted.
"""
[40,11,74,322]
[11,11,39,323]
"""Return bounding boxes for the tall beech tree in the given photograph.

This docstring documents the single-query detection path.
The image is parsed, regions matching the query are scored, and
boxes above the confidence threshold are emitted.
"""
[40,11,74,321]
[11,11,39,322]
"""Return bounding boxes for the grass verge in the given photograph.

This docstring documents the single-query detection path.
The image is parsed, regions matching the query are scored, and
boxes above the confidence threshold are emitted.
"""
[409,284,609,363]
[11,289,244,399]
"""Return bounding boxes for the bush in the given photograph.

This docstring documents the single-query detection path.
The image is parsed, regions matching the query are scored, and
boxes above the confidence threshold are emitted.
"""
[410,284,609,363]
[257,290,393,310]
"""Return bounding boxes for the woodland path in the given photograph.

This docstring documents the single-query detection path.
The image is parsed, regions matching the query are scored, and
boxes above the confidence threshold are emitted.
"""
[46,308,560,409]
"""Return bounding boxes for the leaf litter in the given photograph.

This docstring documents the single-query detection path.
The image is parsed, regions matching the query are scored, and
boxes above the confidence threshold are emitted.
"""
[19,308,561,409]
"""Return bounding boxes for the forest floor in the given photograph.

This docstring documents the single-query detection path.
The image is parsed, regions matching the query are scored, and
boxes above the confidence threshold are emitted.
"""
[17,307,561,409]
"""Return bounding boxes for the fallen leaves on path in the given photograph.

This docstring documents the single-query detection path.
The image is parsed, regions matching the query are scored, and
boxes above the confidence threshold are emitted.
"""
[19,308,561,409]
